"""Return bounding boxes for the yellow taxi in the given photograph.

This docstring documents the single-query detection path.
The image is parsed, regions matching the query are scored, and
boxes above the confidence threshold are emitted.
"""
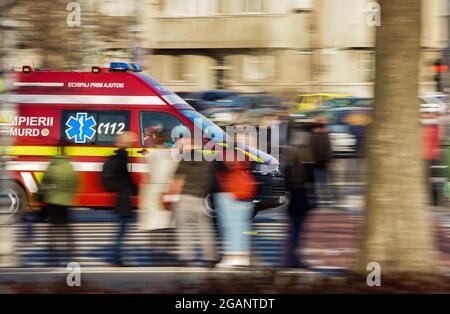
[291,93,353,113]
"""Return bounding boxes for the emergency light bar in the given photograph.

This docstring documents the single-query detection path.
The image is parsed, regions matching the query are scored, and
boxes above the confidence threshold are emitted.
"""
[109,62,143,72]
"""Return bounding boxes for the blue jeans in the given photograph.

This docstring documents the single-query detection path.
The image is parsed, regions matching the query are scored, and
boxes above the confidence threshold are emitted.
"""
[314,167,327,186]
[285,187,310,265]
[215,192,253,255]
[113,216,131,264]
[314,165,335,204]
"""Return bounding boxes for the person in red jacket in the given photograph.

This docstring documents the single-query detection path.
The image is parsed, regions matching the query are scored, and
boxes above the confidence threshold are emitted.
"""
[422,105,444,206]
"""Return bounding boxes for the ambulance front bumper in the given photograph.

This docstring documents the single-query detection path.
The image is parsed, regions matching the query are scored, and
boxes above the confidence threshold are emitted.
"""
[252,172,287,211]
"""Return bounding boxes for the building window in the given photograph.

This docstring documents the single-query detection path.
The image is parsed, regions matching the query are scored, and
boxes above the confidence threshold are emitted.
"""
[242,55,276,81]
[100,0,136,16]
[358,51,375,82]
[165,0,218,16]
[243,0,263,13]
[291,0,314,11]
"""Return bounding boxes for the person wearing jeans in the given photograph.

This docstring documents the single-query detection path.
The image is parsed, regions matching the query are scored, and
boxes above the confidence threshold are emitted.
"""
[283,125,315,268]
[112,215,133,265]
[110,132,138,266]
[214,151,256,268]
[215,192,253,267]
[310,118,333,206]
[285,187,310,268]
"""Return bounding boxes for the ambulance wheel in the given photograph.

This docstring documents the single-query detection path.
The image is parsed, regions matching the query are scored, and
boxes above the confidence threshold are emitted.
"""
[0,181,28,217]
[203,194,216,219]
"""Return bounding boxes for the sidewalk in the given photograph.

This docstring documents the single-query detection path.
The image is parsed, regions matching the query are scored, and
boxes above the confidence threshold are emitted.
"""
[1,266,450,293]
[0,266,345,293]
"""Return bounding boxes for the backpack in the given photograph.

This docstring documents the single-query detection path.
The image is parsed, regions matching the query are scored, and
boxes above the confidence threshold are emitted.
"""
[101,154,120,192]
[311,131,332,163]
[284,145,308,189]
[218,161,257,201]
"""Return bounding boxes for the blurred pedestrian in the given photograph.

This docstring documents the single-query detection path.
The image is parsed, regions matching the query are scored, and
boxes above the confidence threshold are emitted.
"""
[277,110,290,149]
[0,183,21,267]
[442,111,450,204]
[271,110,290,173]
[283,124,316,268]
[138,126,178,231]
[422,105,445,206]
[38,139,78,267]
[105,131,138,267]
[214,149,256,268]
[167,137,217,267]
[260,112,287,160]
[311,116,333,206]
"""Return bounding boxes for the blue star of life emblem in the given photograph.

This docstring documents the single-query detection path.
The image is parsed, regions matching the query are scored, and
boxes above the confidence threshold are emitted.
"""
[65,113,97,143]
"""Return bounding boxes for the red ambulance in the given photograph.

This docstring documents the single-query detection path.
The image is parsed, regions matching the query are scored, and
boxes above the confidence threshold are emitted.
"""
[1,63,285,214]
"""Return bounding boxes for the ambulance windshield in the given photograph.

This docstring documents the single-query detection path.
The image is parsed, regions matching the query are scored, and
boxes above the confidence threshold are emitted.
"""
[137,74,189,106]
[180,110,229,142]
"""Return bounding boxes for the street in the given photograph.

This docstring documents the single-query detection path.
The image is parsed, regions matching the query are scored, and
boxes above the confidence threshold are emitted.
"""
[11,207,450,270]
[1,207,450,293]
[15,209,356,268]
[1,160,450,293]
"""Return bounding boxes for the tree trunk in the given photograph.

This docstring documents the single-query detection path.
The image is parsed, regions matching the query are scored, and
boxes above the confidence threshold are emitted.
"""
[354,0,438,275]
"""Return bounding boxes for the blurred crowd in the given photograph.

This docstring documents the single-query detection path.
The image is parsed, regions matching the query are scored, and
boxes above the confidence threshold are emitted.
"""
[183,89,450,207]
[0,109,337,268]
[1,88,450,268]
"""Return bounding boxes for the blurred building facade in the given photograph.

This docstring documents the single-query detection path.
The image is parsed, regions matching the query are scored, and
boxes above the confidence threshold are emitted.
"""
[141,0,448,97]
[0,0,448,97]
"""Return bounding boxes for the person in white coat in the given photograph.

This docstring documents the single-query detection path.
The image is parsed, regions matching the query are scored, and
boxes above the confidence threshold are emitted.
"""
[138,128,179,231]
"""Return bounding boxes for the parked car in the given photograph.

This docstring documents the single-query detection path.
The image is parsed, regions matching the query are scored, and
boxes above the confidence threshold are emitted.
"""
[420,93,449,115]
[208,94,286,126]
[182,90,237,112]
[174,91,192,100]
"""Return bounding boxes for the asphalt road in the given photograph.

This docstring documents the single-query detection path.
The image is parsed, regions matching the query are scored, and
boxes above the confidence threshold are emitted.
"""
[5,203,450,270]
[1,159,450,293]
[1,208,450,293]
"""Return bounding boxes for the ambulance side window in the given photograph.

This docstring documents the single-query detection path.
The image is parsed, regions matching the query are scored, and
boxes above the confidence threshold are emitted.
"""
[61,110,130,145]
[140,112,188,147]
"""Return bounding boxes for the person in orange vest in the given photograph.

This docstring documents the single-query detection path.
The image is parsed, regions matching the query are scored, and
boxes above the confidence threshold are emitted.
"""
[214,148,257,268]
